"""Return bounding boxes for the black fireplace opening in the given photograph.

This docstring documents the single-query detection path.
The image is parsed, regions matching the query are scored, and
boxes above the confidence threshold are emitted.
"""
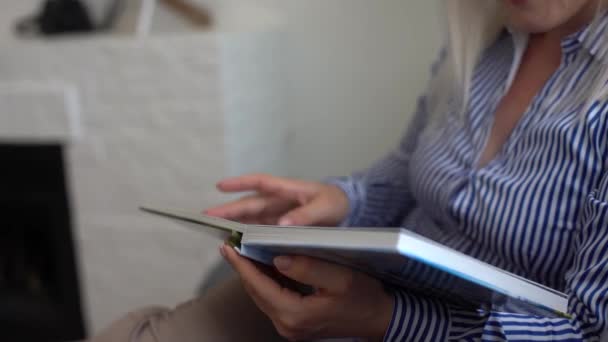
[1,144,86,341]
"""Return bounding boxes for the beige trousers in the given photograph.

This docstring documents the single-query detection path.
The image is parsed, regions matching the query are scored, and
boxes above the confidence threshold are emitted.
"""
[91,277,286,342]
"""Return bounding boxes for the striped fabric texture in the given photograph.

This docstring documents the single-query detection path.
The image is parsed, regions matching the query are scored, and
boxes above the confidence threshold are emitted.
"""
[332,15,608,342]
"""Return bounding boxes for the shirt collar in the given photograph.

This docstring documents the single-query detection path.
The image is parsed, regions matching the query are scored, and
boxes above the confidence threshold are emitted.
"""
[561,10,608,64]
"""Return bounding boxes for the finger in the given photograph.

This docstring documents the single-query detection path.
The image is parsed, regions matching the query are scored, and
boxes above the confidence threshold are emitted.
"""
[258,215,281,225]
[237,214,284,225]
[220,246,278,314]
[240,277,276,315]
[217,174,315,199]
[206,196,295,223]
[258,198,299,217]
[205,194,273,219]
[236,215,262,225]
[273,255,354,295]
[278,197,332,226]
[222,245,302,310]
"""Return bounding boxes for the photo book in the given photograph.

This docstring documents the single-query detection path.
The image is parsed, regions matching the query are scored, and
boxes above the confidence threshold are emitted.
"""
[141,206,568,318]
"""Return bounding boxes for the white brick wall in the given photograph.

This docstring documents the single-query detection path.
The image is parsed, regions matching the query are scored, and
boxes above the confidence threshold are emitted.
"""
[0,81,81,141]
[0,31,287,332]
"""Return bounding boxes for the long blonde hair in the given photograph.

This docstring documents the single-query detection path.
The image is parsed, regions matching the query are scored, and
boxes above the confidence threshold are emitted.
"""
[434,0,608,119]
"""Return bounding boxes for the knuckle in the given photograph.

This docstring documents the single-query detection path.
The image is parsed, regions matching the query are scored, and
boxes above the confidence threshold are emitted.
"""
[292,210,309,223]
[283,311,311,331]
[274,312,317,341]
[279,314,300,331]
[274,322,299,341]
[282,331,299,341]
[273,324,288,338]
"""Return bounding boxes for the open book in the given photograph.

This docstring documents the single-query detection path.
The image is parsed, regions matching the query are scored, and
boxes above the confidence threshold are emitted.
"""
[141,206,569,318]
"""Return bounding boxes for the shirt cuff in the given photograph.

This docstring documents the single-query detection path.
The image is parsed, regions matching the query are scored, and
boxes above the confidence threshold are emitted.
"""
[383,290,451,342]
[324,176,364,227]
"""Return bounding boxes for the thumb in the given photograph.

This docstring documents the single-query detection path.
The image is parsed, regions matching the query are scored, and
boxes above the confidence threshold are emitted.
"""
[273,255,354,294]
[278,197,331,226]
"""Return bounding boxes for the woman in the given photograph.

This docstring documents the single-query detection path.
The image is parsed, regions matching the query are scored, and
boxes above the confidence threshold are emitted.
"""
[95,0,608,340]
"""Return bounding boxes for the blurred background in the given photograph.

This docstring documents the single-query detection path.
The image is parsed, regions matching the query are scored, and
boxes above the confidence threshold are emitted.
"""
[0,0,440,340]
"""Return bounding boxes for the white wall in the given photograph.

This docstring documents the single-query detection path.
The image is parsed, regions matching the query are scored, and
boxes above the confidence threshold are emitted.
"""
[281,1,442,179]
[169,0,444,179]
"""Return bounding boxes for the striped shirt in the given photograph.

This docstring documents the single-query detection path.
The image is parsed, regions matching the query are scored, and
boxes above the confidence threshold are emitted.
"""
[333,15,608,342]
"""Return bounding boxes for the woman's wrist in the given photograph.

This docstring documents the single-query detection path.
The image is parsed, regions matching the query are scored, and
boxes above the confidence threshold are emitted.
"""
[326,184,350,224]
[367,290,394,341]
[323,177,359,226]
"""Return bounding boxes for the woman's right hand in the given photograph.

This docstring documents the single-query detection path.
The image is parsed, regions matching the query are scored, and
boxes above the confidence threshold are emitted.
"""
[204,174,350,227]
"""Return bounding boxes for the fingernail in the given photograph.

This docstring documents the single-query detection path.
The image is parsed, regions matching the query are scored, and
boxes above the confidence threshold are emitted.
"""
[219,245,226,257]
[274,256,292,270]
[279,218,292,226]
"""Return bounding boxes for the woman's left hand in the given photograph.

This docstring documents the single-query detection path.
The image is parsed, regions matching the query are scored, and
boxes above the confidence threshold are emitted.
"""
[220,244,394,341]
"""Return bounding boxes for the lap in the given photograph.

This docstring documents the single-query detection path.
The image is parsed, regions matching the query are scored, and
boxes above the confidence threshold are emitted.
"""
[90,277,285,342]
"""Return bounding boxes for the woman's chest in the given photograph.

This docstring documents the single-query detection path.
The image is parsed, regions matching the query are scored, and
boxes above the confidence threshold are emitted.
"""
[408,99,607,284]
[409,35,607,245]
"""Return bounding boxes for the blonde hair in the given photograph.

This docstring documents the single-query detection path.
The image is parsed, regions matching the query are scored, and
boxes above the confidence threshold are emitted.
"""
[434,0,608,119]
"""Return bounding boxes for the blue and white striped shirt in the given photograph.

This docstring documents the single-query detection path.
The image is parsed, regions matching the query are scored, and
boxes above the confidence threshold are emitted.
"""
[334,15,608,342]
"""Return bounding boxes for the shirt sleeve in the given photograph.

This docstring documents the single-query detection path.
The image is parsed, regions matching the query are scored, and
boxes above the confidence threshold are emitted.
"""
[327,94,430,227]
[383,172,608,341]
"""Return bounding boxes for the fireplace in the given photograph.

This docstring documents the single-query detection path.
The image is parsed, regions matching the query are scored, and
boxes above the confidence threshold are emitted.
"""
[0,144,85,341]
